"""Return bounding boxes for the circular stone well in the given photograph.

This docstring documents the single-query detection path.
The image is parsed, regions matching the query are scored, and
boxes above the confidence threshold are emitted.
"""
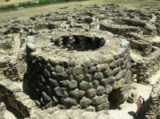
[26,31,131,111]
[53,35,105,51]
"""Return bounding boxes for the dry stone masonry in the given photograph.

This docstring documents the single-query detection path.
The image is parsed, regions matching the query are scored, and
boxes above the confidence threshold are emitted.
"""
[0,3,160,118]
[26,31,131,110]
[145,80,160,119]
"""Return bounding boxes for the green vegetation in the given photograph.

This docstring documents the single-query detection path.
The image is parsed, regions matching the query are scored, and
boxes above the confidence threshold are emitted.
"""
[0,4,17,10]
[0,0,85,11]
[18,1,37,7]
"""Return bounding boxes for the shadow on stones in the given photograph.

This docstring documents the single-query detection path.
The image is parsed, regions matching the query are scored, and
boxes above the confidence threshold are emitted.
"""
[6,106,24,119]
[108,88,123,110]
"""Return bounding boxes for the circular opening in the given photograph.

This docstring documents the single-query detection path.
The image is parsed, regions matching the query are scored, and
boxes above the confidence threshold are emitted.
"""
[54,35,105,51]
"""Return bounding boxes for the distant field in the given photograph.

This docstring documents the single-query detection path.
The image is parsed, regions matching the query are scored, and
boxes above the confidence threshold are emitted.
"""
[0,0,159,23]
[0,0,36,6]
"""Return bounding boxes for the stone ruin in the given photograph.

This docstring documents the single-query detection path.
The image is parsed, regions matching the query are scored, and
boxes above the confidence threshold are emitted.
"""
[145,80,160,119]
[26,31,130,110]
[0,3,160,119]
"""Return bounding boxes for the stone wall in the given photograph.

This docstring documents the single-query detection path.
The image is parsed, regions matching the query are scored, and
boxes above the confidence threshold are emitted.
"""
[145,80,160,119]
[25,33,132,111]
[0,61,20,81]
[131,47,160,83]
[0,76,36,118]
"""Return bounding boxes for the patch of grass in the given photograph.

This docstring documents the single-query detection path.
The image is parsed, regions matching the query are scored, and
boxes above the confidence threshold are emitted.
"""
[19,2,37,7]
[0,0,159,23]
[0,0,86,11]
[0,4,17,10]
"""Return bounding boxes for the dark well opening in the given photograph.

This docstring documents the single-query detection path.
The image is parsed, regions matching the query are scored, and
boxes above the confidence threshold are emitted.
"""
[54,35,105,51]
[108,88,124,109]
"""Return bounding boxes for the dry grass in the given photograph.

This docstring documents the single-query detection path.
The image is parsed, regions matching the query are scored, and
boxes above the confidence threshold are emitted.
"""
[0,0,159,23]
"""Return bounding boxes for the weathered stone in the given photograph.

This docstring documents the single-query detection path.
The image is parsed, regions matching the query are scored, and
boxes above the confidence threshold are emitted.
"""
[83,66,89,73]
[82,59,92,67]
[44,69,50,78]
[3,3,159,114]
[55,65,64,73]
[59,58,69,67]
[52,72,68,80]
[120,83,131,92]
[124,70,131,83]
[101,77,116,86]
[26,43,36,52]
[52,96,59,105]
[112,67,121,76]
[68,60,76,67]
[45,101,53,108]
[86,88,97,98]
[109,58,124,69]
[61,97,77,106]
[72,67,83,76]
[75,74,84,82]
[79,81,92,90]
[26,36,35,43]
[105,85,112,94]
[48,78,58,87]
[49,59,59,66]
[115,69,127,81]
[96,64,109,72]
[67,80,77,89]
[54,87,68,97]
[42,91,51,102]
[96,102,109,111]
[104,69,114,77]
[117,47,127,57]
[91,59,99,65]
[121,40,129,48]
[89,66,97,73]
[113,79,124,89]
[80,97,92,108]
[46,85,52,95]
[127,90,137,103]
[85,106,96,112]
[69,89,85,99]
[92,80,100,88]
[84,74,92,82]
[40,75,46,83]
[92,95,107,105]
[97,86,105,95]
[94,72,104,80]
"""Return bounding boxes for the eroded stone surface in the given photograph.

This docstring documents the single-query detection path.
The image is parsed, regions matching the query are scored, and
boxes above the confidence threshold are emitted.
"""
[0,3,160,119]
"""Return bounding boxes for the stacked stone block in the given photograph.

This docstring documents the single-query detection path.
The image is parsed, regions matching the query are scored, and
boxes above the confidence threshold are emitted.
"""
[26,33,131,111]
[145,80,160,119]
[0,76,36,118]
[0,61,20,81]
[132,48,160,83]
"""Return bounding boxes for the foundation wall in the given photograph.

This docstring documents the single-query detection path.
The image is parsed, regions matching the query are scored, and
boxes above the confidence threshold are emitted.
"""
[0,76,36,118]
[145,80,160,119]
[132,48,160,83]
[26,42,132,111]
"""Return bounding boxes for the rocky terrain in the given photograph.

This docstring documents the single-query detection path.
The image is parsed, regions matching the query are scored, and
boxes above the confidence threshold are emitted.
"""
[0,3,160,119]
